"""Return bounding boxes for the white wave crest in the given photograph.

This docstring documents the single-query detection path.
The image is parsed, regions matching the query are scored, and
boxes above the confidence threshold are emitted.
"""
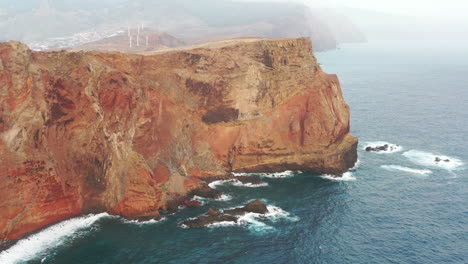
[120,217,166,225]
[232,170,297,179]
[204,204,298,232]
[381,165,432,175]
[208,179,268,189]
[351,159,361,170]
[403,150,464,170]
[321,172,356,181]
[264,205,300,222]
[0,213,110,264]
[363,141,402,153]
[216,194,233,201]
[191,194,232,203]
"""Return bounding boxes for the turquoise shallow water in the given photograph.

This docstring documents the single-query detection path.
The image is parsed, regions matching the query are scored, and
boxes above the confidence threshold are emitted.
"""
[1,40,467,264]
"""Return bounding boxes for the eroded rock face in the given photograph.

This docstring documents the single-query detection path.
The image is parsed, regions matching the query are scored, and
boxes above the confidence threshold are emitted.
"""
[0,38,357,241]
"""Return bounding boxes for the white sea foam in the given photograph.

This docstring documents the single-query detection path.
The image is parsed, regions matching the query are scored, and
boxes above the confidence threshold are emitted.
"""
[191,195,207,204]
[321,171,356,181]
[208,179,268,189]
[351,159,361,170]
[0,213,110,264]
[191,194,232,203]
[264,205,300,222]
[403,150,464,170]
[381,165,433,175]
[120,217,166,225]
[363,141,403,153]
[201,204,298,232]
[232,170,297,179]
[216,194,233,201]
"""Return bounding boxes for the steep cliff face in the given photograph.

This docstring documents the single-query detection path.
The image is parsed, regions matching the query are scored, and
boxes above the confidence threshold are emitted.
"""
[0,38,357,242]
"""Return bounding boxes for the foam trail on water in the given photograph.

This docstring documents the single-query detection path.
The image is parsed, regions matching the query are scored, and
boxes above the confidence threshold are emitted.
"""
[0,213,110,264]
[191,194,232,203]
[232,170,297,179]
[363,141,403,153]
[208,179,268,189]
[381,165,432,175]
[403,150,464,170]
[321,172,356,181]
[120,217,166,225]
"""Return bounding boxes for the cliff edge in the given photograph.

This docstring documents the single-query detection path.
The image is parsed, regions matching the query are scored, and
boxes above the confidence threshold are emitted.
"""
[0,38,357,242]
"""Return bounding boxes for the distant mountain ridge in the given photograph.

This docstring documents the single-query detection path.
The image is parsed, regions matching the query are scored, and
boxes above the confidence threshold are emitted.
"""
[0,0,366,51]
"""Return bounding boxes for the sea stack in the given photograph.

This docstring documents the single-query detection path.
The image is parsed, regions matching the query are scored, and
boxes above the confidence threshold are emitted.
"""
[0,38,357,242]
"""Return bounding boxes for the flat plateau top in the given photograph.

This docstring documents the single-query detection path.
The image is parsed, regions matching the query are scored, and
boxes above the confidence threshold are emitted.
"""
[142,37,305,55]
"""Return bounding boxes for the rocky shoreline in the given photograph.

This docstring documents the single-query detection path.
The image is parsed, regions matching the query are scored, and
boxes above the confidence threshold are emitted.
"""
[0,37,357,242]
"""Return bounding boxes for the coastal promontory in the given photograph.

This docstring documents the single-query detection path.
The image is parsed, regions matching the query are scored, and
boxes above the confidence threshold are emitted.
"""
[0,38,357,242]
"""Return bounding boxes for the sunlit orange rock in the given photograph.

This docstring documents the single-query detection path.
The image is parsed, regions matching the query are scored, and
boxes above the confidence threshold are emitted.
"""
[0,38,357,242]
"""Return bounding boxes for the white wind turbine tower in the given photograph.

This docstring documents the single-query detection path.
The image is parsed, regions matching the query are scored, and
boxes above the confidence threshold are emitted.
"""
[136,24,140,47]
[127,21,132,49]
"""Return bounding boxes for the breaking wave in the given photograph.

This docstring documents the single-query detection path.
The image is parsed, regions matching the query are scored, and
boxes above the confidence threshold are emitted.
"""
[207,204,299,233]
[0,213,167,263]
[181,203,299,233]
[120,217,166,226]
[208,179,268,189]
[403,150,464,170]
[363,141,403,153]
[0,213,110,264]
[192,194,233,203]
[381,165,432,175]
[321,172,356,181]
[232,171,297,179]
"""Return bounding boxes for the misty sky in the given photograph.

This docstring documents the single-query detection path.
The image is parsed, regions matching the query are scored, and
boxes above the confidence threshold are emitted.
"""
[249,0,468,21]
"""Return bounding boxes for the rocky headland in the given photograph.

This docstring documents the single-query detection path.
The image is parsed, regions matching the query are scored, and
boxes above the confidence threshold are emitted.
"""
[0,37,357,244]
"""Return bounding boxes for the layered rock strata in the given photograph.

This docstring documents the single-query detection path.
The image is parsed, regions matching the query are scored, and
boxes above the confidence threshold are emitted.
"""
[0,37,357,242]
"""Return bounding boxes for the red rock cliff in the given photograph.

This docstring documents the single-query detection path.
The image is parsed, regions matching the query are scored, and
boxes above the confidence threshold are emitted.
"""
[0,38,357,242]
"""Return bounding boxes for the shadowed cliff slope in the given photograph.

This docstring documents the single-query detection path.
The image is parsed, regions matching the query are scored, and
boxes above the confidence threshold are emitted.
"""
[0,38,357,242]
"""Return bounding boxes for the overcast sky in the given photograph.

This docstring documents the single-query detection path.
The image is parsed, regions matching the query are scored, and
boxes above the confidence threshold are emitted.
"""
[251,0,468,21]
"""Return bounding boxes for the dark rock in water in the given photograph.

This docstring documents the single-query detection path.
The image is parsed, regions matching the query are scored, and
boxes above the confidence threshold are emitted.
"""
[243,200,269,214]
[224,200,268,215]
[235,175,265,185]
[207,208,218,216]
[181,200,270,228]
[189,185,221,199]
[182,209,238,228]
[435,157,450,163]
[127,211,163,222]
[183,200,203,208]
[366,144,389,152]
[165,199,182,213]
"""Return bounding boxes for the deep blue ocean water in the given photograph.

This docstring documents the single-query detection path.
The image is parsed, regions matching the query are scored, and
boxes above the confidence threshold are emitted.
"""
[1,41,467,264]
